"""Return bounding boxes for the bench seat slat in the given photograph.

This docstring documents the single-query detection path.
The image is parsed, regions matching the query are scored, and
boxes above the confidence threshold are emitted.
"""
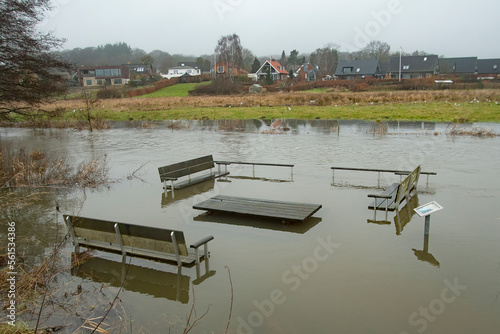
[368,183,399,211]
[165,172,229,190]
[64,215,213,267]
[74,238,202,264]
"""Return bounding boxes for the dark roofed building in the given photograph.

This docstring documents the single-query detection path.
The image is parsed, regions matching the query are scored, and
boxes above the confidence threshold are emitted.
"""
[334,59,382,79]
[388,55,439,79]
[438,57,477,75]
[477,59,500,78]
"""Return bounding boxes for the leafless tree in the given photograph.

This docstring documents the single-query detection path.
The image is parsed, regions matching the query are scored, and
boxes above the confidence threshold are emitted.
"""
[309,44,340,76]
[0,0,72,119]
[361,40,391,61]
[214,34,243,79]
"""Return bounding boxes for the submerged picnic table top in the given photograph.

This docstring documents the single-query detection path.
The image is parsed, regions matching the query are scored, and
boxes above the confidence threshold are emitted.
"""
[193,195,322,222]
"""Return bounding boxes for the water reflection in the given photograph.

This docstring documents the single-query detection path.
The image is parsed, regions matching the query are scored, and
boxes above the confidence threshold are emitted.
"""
[366,194,440,267]
[194,213,321,234]
[161,179,215,207]
[367,194,420,234]
[73,255,191,303]
[412,218,440,267]
[72,254,216,303]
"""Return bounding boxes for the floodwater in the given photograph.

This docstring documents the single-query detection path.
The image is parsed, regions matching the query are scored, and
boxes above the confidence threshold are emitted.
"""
[1,119,500,334]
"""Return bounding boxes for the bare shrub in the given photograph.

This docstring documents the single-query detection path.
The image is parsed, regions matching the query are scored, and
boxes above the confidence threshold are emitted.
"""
[1,146,110,189]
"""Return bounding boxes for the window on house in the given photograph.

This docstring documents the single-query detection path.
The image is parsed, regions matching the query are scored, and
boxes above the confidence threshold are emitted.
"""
[114,78,122,84]
[342,67,353,73]
[217,66,224,73]
[97,79,102,85]
[86,80,92,86]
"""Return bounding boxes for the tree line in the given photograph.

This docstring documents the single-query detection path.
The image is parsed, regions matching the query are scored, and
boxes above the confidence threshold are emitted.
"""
[57,38,430,78]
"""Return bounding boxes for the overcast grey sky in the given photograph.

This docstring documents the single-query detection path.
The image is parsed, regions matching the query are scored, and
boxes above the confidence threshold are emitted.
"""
[40,0,499,59]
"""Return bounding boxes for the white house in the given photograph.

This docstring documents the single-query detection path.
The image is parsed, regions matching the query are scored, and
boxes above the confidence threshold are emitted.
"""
[162,64,201,79]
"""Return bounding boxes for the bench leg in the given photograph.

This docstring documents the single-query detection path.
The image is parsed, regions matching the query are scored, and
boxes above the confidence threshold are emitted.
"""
[170,231,182,267]
[114,223,127,257]
[65,216,81,254]
[194,247,200,266]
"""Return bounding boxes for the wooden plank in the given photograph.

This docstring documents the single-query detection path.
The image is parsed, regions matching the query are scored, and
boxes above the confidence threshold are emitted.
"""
[75,238,198,264]
[168,172,229,189]
[368,183,399,211]
[217,161,294,168]
[64,215,189,258]
[193,195,321,222]
[331,166,436,175]
[159,155,215,180]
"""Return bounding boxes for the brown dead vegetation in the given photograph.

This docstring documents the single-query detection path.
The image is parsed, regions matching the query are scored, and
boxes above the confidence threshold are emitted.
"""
[42,89,500,113]
[0,146,109,189]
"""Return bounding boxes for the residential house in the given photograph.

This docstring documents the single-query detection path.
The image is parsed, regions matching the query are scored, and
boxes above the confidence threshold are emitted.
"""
[477,59,500,79]
[78,65,129,87]
[255,59,288,82]
[212,61,248,79]
[162,64,201,79]
[388,55,439,79]
[295,63,321,81]
[334,59,382,79]
[438,57,477,74]
[438,57,477,80]
[77,63,155,87]
[125,63,154,78]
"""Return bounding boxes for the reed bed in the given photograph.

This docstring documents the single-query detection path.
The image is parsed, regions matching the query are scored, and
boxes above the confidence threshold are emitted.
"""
[42,89,500,112]
[446,125,499,137]
[0,147,109,189]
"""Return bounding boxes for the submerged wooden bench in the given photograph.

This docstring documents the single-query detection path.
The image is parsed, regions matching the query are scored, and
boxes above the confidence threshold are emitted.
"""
[193,195,322,223]
[368,165,421,213]
[159,155,229,191]
[64,215,213,267]
[214,161,294,181]
[331,166,436,186]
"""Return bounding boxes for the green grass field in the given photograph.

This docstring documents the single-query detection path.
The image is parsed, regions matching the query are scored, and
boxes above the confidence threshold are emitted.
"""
[62,101,498,123]
[140,81,211,98]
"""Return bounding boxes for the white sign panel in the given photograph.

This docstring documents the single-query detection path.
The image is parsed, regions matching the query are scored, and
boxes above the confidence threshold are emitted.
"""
[414,201,443,217]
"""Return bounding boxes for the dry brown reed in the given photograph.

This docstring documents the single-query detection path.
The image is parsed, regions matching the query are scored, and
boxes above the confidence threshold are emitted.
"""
[446,125,498,137]
[41,89,500,112]
[0,147,109,189]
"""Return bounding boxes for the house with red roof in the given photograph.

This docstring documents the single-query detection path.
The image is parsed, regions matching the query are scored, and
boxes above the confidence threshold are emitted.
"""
[255,59,288,81]
[212,60,248,79]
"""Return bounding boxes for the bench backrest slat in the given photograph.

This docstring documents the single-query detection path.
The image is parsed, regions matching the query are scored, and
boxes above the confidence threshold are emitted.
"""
[63,215,188,256]
[159,155,214,181]
[395,165,421,204]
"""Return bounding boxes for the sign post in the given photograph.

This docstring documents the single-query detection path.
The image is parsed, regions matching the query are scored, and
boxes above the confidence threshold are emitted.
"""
[413,201,443,267]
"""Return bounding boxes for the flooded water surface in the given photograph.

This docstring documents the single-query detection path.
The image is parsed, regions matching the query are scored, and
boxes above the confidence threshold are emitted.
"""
[1,120,500,334]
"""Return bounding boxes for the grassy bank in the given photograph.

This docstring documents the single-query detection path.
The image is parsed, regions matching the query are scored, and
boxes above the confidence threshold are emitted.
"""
[29,100,500,123]
[4,89,499,124]
[139,82,211,98]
